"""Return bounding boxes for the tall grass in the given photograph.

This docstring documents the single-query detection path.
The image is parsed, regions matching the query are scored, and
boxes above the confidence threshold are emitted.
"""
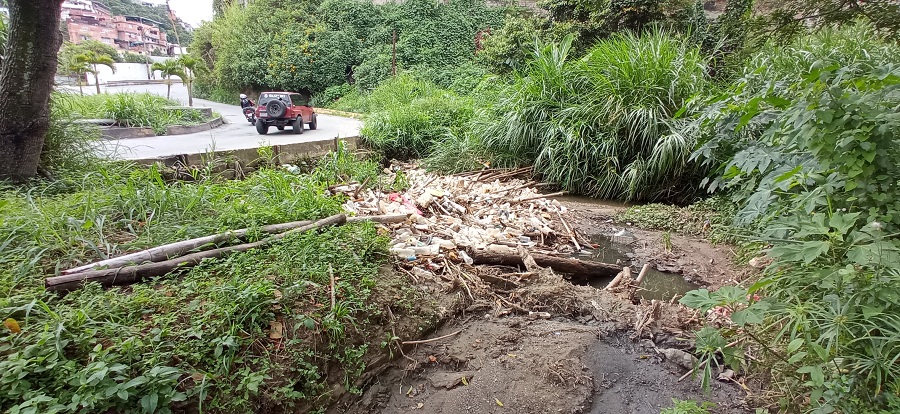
[329,74,441,114]
[354,75,475,159]
[53,92,206,135]
[475,31,712,201]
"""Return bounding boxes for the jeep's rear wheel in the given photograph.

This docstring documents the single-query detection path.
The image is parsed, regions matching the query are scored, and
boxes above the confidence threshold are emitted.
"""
[255,119,268,135]
[276,126,285,131]
[308,113,318,130]
[293,117,304,134]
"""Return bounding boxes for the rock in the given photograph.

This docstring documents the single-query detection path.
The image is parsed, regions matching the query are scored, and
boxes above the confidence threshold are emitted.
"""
[659,348,698,370]
[749,256,770,269]
[428,371,476,390]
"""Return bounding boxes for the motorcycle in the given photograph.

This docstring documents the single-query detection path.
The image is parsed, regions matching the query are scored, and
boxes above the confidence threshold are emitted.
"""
[242,106,256,124]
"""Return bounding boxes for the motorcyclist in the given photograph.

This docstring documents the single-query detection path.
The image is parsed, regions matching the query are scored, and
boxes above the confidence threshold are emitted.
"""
[239,94,255,109]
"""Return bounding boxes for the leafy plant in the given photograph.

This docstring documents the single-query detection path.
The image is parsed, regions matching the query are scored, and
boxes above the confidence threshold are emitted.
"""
[477,31,712,201]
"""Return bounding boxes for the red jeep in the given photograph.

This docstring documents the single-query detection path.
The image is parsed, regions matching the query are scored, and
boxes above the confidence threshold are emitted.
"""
[254,91,318,135]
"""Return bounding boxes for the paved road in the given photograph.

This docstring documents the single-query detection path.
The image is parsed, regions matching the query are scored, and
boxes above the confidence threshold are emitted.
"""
[82,84,362,160]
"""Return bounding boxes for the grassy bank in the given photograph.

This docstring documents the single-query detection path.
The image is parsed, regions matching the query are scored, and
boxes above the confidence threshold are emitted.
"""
[54,92,209,135]
[0,151,430,413]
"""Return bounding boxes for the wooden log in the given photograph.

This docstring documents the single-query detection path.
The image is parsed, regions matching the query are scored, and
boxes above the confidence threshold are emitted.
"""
[62,214,408,275]
[470,250,620,277]
[634,263,651,286]
[46,215,347,293]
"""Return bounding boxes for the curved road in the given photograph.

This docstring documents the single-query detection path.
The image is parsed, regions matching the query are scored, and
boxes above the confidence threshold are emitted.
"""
[88,84,362,160]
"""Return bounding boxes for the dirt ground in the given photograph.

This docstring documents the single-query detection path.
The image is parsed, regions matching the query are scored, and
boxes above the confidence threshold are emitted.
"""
[328,199,757,414]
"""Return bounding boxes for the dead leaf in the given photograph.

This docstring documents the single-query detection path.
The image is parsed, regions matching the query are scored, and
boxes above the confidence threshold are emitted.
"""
[428,355,437,363]
[273,289,283,300]
[495,398,504,407]
[416,402,424,409]
[269,321,284,339]
[460,376,468,386]
[3,318,20,334]
[190,372,206,382]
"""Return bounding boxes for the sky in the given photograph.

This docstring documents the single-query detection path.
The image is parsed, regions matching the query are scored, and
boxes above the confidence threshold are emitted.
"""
[143,0,213,27]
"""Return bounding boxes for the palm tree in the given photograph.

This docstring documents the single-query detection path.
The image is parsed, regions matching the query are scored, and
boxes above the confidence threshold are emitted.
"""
[151,59,183,99]
[76,51,116,94]
[176,55,208,107]
[68,61,92,95]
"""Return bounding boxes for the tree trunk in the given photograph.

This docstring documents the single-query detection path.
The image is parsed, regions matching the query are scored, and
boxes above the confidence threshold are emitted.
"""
[186,78,193,106]
[166,79,171,99]
[78,78,84,95]
[93,68,100,94]
[0,0,65,182]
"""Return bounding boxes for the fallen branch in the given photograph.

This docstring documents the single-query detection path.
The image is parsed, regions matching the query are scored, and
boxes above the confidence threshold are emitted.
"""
[605,266,631,290]
[401,329,463,345]
[46,215,347,292]
[556,210,581,251]
[62,214,408,275]
[513,191,568,205]
[470,250,620,278]
[634,263,651,286]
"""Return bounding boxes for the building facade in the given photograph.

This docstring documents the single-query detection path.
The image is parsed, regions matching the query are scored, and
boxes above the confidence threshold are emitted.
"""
[61,0,170,55]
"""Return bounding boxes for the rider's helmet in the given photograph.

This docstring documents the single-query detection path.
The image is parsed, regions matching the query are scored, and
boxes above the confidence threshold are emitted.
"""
[240,94,247,99]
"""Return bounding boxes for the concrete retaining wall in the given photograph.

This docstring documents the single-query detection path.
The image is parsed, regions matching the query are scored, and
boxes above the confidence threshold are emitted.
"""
[100,126,155,139]
[133,136,361,167]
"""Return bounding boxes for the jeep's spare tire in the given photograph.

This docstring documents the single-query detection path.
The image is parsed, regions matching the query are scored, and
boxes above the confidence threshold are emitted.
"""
[266,100,287,118]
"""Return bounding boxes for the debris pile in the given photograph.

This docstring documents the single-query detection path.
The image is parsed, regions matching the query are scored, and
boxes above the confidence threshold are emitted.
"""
[331,166,590,262]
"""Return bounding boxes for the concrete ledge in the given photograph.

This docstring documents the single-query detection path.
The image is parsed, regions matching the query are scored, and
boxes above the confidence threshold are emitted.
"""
[316,108,363,119]
[75,118,116,126]
[131,136,361,167]
[101,126,155,140]
[107,80,183,87]
[165,117,224,135]
[164,106,213,118]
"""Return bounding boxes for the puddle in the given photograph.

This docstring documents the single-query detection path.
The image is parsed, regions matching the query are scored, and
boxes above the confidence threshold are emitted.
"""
[570,234,699,301]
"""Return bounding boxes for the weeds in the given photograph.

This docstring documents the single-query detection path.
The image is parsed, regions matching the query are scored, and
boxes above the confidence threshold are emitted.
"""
[0,151,414,413]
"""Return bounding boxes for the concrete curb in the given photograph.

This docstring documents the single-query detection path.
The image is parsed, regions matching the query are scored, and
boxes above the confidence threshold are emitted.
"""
[101,117,224,140]
[165,117,224,135]
[130,136,361,167]
[316,108,363,119]
[101,127,155,139]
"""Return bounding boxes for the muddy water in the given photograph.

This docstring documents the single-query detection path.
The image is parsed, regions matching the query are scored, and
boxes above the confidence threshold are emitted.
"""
[572,234,698,301]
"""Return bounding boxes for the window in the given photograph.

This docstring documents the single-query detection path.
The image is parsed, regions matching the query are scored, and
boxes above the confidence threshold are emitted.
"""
[258,93,289,106]
[290,94,308,106]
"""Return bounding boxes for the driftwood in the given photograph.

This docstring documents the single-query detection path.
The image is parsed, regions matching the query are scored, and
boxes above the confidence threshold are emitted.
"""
[605,266,632,290]
[470,250,620,277]
[634,263,651,286]
[46,215,348,293]
[62,214,409,275]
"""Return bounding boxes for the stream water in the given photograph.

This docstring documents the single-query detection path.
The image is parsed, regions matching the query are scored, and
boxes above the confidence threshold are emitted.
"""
[571,234,698,301]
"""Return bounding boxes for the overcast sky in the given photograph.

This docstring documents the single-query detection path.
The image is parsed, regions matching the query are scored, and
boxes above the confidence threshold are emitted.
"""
[144,0,213,27]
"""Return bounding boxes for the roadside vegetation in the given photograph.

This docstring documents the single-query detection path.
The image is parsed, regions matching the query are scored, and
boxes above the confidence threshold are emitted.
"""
[0,146,430,413]
[0,0,896,411]
[53,93,209,135]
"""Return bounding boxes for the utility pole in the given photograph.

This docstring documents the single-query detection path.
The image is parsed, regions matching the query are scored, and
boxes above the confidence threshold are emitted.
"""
[165,0,181,55]
[391,29,396,77]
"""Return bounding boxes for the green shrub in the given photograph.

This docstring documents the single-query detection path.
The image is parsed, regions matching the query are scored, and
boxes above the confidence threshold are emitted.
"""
[311,83,355,107]
[361,90,473,159]
[682,23,900,413]
[477,31,712,201]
